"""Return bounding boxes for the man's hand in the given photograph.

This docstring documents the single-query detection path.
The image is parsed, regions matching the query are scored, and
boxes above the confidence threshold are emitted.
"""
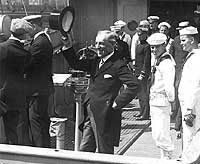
[127,62,135,73]
[176,131,182,139]
[138,74,144,81]
[61,31,74,51]
[184,113,196,127]
[112,101,118,110]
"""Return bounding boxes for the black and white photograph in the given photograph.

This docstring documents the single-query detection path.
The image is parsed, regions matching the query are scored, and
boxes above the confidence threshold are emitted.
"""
[1,0,200,163]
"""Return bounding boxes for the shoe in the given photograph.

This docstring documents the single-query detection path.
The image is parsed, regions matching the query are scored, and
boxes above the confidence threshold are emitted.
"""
[160,149,172,160]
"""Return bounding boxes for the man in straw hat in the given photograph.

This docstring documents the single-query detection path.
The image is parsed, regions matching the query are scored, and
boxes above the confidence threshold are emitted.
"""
[0,18,33,145]
[147,32,175,159]
[178,26,200,157]
[23,15,54,148]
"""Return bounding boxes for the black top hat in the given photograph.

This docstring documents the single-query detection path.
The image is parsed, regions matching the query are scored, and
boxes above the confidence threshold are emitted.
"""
[49,6,75,36]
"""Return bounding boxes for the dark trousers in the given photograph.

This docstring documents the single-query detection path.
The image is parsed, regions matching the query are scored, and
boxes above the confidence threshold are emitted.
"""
[3,110,19,144]
[138,79,150,118]
[171,68,182,118]
[17,106,32,146]
[28,94,51,148]
[79,105,114,154]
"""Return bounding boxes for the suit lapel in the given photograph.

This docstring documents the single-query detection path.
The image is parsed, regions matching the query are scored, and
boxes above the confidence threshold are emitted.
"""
[90,58,100,77]
[95,59,113,77]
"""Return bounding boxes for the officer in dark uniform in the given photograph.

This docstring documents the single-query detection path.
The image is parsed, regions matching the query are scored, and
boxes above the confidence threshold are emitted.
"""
[0,18,33,144]
[134,21,151,120]
[23,15,54,147]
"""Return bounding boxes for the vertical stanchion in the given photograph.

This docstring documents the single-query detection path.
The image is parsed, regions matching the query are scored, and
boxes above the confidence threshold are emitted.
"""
[74,93,82,151]
[65,73,89,151]
[50,118,68,150]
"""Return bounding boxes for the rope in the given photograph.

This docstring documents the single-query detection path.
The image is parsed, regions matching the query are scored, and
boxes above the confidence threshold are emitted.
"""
[0,0,4,14]
[21,0,28,16]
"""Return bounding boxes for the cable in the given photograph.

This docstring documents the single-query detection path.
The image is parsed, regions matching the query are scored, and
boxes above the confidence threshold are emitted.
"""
[0,0,4,14]
[21,0,28,16]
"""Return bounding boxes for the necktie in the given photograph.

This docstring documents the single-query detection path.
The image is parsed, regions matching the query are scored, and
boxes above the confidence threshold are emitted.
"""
[99,59,105,68]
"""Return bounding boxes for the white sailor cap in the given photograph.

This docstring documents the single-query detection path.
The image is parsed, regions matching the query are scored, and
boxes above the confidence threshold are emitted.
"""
[138,20,149,26]
[179,26,198,35]
[136,20,149,31]
[176,21,190,30]
[10,18,33,35]
[146,33,167,45]
[194,5,200,15]
[110,25,121,32]
[147,16,159,23]
[158,22,171,29]
[22,15,42,23]
[114,20,126,27]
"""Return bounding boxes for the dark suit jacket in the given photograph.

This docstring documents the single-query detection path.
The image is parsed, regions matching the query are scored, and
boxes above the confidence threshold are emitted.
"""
[62,47,139,146]
[0,39,30,110]
[116,39,130,62]
[135,40,151,79]
[26,33,54,96]
[175,107,182,131]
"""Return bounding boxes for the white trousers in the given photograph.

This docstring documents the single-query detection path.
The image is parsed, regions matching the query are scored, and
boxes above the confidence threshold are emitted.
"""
[179,99,200,154]
[150,105,174,152]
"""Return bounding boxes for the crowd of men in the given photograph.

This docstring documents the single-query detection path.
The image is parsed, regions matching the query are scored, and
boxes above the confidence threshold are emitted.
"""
[0,9,200,162]
[0,15,54,147]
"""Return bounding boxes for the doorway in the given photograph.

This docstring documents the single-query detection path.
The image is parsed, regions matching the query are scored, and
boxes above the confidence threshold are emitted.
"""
[149,1,198,37]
